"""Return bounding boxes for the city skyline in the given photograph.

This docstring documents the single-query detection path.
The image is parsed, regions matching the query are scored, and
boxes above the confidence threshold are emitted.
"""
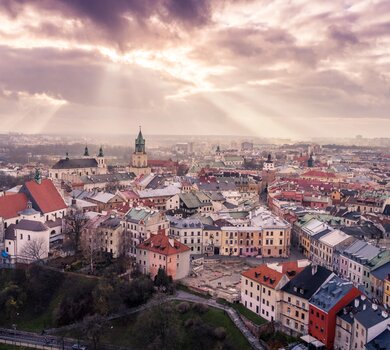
[0,0,389,138]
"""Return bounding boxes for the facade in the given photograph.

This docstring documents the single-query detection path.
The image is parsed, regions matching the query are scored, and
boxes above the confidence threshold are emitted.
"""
[335,296,390,350]
[4,218,50,264]
[220,207,291,258]
[121,207,169,256]
[137,234,191,280]
[263,154,275,171]
[280,265,334,335]
[384,277,390,308]
[308,276,361,349]
[86,192,125,212]
[129,128,151,176]
[166,192,214,217]
[169,217,203,253]
[50,146,107,180]
[241,260,309,322]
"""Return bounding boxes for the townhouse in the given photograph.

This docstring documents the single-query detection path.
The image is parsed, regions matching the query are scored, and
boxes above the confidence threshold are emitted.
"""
[370,261,390,302]
[280,264,334,335]
[169,217,203,253]
[137,234,191,280]
[220,207,291,258]
[338,240,381,287]
[313,230,355,270]
[309,276,361,349]
[121,207,169,256]
[334,296,390,350]
[241,260,309,322]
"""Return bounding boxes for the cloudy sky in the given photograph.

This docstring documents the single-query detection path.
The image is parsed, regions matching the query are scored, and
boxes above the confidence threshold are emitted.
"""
[0,0,389,139]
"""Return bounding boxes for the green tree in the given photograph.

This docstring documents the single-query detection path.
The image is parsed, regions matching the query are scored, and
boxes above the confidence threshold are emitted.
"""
[154,268,172,291]
[132,302,184,350]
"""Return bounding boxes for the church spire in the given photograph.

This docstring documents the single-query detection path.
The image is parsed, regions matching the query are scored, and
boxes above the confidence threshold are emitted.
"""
[34,168,42,184]
[98,145,104,157]
[135,126,146,153]
[84,145,89,157]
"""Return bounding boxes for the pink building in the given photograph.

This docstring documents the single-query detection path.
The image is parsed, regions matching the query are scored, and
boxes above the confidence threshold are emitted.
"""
[137,234,191,280]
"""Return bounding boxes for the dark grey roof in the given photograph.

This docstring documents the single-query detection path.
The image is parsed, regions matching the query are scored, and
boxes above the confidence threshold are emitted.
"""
[366,329,390,350]
[281,265,333,300]
[100,216,121,229]
[371,261,390,280]
[312,228,332,240]
[15,219,48,232]
[5,224,16,240]
[203,224,220,231]
[337,296,388,329]
[52,158,98,169]
[81,172,135,184]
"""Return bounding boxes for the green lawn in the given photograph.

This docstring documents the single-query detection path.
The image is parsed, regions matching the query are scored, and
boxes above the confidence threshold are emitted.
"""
[216,298,267,325]
[0,344,33,350]
[59,301,252,350]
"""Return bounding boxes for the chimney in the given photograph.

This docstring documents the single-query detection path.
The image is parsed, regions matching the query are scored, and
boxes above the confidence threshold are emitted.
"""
[71,198,77,206]
[372,304,378,311]
[361,294,367,301]
[312,264,318,275]
[168,238,174,247]
[382,311,388,318]
[363,304,366,311]
[354,299,360,308]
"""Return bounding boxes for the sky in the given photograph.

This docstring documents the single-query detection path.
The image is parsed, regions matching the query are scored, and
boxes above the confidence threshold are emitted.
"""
[0,0,389,139]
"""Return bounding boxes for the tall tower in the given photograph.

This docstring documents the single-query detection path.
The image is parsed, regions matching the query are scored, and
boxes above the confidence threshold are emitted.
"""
[130,127,151,176]
[97,146,106,170]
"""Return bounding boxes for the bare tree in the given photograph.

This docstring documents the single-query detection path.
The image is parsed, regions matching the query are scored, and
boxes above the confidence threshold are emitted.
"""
[82,228,104,273]
[20,237,48,262]
[65,209,88,252]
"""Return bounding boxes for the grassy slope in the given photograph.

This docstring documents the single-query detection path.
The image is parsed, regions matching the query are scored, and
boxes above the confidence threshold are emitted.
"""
[0,269,97,332]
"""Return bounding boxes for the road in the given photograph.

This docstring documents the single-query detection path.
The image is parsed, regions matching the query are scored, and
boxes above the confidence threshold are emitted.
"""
[0,327,130,350]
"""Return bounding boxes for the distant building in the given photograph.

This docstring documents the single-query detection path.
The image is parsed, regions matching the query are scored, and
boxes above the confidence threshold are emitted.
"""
[129,127,151,176]
[50,146,107,180]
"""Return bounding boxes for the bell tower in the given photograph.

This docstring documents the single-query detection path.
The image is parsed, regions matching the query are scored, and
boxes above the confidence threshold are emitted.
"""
[130,126,151,176]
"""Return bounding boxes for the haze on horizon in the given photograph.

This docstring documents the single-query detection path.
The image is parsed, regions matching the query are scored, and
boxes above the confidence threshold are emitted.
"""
[0,0,389,139]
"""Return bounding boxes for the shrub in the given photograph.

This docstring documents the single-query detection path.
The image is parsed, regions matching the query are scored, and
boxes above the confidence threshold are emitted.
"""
[176,301,190,314]
[213,327,227,340]
[184,318,194,328]
[192,302,209,314]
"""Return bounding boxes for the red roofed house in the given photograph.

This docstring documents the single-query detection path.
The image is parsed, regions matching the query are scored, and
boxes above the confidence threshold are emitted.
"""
[241,260,310,321]
[20,178,67,221]
[137,233,191,280]
[0,193,29,228]
[301,170,338,182]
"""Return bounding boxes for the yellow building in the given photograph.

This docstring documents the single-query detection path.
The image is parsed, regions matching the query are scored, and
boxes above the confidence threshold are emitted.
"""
[383,277,390,308]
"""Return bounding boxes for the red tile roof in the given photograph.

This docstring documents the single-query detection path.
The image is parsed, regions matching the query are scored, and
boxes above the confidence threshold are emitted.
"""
[23,179,67,214]
[242,261,305,289]
[137,234,190,255]
[302,170,336,178]
[0,193,28,219]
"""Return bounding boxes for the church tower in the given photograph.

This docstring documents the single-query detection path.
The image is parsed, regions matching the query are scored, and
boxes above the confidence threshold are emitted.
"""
[130,127,151,176]
[97,146,106,170]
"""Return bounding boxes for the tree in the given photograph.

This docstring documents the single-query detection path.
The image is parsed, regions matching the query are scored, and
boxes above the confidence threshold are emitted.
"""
[20,237,48,262]
[132,302,184,350]
[65,209,88,251]
[154,267,172,291]
[0,282,27,320]
[92,279,121,316]
[82,314,108,350]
